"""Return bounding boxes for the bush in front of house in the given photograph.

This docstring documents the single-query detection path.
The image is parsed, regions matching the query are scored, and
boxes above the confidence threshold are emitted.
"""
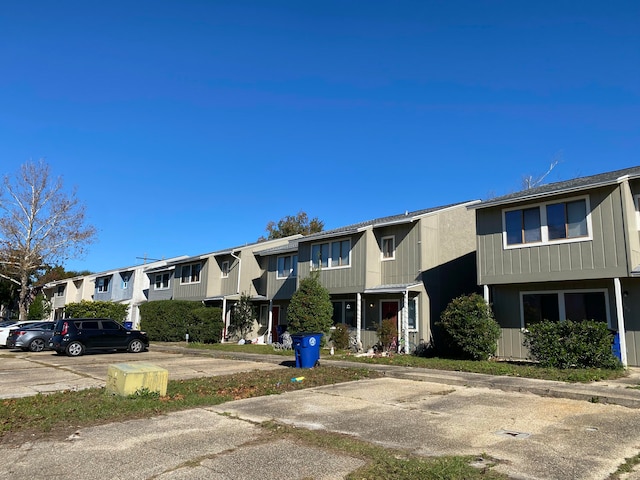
[330,323,350,350]
[377,318,398,352]
[523,319,622,369]
[64,300,129,322]
[139,300,222,343]
[437,293,500,360]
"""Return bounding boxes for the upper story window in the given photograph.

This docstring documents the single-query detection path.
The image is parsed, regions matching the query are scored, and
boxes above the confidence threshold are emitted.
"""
[97,277,110,293]
[56,285,65,296]
[221,261,230,278]
[121,272,131,289]
[180,262,201,284]
[154,273,170,290]
[503,196,591,248]
[277,254,298,279]
[635,195,640,230]
[381,236,395,260]
[311,239,351,270]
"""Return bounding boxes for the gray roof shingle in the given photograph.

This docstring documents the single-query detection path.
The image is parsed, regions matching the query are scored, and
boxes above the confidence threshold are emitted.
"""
[473,166,640,209]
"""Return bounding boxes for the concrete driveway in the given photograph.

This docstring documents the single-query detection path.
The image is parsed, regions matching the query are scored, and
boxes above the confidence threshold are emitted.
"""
[0,348,286,399]
[2,348,640,479]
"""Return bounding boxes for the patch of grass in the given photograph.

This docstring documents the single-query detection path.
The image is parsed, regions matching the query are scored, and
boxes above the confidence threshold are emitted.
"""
[0,366,380,440]
[171,342,627,382]
[610,451,640,479]
[264,422,508,479]
[333,354,627,383]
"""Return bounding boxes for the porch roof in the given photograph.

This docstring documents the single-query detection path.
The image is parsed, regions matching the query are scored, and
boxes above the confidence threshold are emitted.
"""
[364,283,422,294]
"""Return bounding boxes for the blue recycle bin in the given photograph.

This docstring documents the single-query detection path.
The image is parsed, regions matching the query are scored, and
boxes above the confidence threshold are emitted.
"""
[291,332,323,368]
[612,333,621,361]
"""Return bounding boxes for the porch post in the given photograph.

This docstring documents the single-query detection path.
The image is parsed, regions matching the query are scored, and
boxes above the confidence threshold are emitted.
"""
[403,289,409,354]
[221,297,228,343]
[356,292,362,343]
[267,300,273,344]
[483,285,490,304]
[614,278,628,367]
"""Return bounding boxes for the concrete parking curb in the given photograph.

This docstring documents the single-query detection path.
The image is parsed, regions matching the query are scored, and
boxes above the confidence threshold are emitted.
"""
[151,342,640,409]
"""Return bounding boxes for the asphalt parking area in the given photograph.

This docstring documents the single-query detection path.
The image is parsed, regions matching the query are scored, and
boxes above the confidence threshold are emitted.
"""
[0,348,286,399]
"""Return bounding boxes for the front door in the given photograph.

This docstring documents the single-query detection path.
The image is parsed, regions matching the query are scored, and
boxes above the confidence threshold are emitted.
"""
[271,306,280,343]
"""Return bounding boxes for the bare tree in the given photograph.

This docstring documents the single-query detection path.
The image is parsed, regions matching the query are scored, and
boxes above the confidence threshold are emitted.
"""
[0,160,96,319]
[522,152,563,189]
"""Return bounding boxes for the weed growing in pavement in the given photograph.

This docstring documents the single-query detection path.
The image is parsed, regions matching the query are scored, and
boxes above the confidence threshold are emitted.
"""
[263,422,508,479]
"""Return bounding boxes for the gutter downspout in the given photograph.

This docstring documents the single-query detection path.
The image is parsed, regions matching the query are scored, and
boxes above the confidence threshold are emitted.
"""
[231,251,242,294]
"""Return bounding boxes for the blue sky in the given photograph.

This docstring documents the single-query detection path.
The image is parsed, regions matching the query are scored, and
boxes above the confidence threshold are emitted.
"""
[1,1,638,273]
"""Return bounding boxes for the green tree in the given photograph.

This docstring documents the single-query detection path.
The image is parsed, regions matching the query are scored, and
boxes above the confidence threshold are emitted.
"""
[287,271,333,337]
[230,293,256,340]
[0,160,96,319]
[27,292,50,320]
[64,300,129,322]
[259,211,324,241]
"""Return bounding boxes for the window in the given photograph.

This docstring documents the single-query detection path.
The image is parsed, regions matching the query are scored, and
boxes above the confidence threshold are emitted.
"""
[381,236,395,260]
[312,239,351,269]
[277,255,298,278]
[56,285,65,297]
[408,298,417,330]
[97,277,110,293]
[504,196,590,248]
[521,289,609,327]
[121,272,131,289]
[154,273,170,290]
[181,263,201,284]
[635,195,640,230]
[221,261,230,278]
[332,300,356,327]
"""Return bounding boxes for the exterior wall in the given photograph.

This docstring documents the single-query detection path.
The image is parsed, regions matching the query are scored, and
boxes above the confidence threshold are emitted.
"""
[93,274,114,302]
[491,279,627,361]
[109,270,134,302]
[376,223,421,286]
[298,232,367,294]
[173,260,209,301]
[265,255,298,300]
[147,270,174,301]
[477,186,629,285]
[624,178,640,271]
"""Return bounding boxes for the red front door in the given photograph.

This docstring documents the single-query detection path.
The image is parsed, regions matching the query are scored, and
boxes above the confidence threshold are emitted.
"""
[381,301,399,325]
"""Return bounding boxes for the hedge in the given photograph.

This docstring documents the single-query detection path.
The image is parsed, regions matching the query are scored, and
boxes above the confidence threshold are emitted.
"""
[139,300,223,343]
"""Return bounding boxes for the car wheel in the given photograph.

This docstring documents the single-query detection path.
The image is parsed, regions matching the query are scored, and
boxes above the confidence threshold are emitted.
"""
[128,339,144,353]
[29,338,46,352]
[66,341,84,357]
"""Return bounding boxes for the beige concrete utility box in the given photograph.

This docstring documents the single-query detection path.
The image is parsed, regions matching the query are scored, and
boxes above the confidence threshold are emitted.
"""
[106,363,169,397]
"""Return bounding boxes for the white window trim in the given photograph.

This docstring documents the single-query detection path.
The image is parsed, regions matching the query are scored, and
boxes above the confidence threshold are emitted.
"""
[97,277,110,293]
[221,261,230,278]
[181,263,202,285]
[154,273,171,290]
[276,254,297,279]
[502,194,593,249]
[518,288,610,329]
[381,235,396,261]
[407,297,418,331]
[310,239,352,270]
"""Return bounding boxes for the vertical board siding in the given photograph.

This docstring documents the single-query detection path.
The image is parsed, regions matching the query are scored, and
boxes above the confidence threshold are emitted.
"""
[380,224,419,285]
[477,186,629,284]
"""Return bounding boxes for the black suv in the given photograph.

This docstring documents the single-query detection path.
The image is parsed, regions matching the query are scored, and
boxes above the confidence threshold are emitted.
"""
[49,318,149,357]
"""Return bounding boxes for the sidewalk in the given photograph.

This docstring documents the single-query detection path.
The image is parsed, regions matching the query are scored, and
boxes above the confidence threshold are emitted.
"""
[152,342,640,409]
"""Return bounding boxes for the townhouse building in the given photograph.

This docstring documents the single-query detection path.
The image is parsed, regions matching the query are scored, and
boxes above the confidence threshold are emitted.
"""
[256,202,479,350]
[472,166,640,367]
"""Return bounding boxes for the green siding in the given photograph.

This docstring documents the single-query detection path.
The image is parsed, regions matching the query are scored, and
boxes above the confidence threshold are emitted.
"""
[477,186,629,285]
